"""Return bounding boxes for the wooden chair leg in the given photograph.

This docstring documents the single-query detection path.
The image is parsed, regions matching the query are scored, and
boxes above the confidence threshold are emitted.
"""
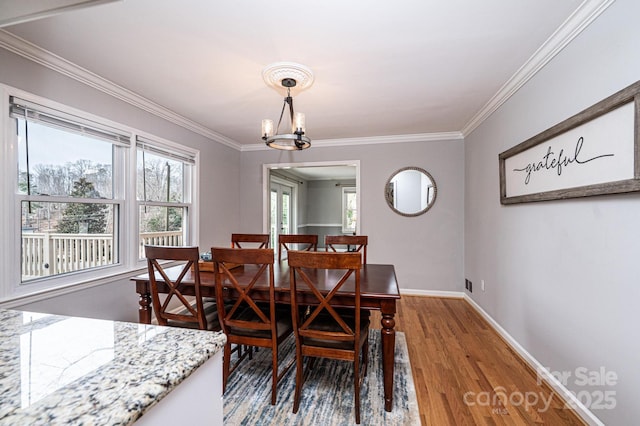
[363,336,369,376]
[354,349,361,424]
[223,343,231,393]
[293,346,304,414]
[271,344,278,405]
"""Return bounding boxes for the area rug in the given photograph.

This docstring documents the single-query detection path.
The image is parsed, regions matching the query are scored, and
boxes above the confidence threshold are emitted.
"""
[223,330,420,425]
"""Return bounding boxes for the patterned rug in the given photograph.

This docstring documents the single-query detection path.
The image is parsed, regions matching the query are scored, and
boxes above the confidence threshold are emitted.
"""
[223,330,420,425]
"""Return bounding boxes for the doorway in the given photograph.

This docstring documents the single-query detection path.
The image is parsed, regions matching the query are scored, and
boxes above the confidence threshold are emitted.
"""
[262,160,361,258]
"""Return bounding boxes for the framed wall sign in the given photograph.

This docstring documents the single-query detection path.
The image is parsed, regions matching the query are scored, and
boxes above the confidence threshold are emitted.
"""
[499,80,640,204]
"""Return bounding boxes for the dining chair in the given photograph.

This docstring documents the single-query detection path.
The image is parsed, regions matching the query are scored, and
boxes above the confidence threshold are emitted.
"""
[288,250,369,424]
[144,245,220,330]
[231,233,270,248]
[325,234,368,264]
[277,234,318,262]
[212,247,294,405]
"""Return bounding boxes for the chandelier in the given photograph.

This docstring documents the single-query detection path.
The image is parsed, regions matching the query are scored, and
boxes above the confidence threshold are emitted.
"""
[261,62,314,150]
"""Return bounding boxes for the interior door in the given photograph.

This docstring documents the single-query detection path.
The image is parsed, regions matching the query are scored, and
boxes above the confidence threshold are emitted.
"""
[270,181,293,257]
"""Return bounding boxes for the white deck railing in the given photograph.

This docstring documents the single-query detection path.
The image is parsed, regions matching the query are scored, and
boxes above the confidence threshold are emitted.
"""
[21,231,183,279]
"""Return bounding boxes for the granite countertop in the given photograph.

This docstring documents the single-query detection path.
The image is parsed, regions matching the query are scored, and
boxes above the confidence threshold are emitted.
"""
[0,309,226,425]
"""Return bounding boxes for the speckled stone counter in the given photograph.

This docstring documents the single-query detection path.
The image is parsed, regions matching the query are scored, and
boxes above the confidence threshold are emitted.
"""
[0,309,226,425]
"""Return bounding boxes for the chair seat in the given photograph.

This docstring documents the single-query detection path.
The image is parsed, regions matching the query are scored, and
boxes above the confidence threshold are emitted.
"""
[303,315,370,350]
[170,298,221,331]
[229,305,293,339]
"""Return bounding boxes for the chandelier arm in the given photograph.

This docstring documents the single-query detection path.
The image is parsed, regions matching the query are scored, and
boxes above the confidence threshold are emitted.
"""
[287,97,295,133]
[275,97,288,135]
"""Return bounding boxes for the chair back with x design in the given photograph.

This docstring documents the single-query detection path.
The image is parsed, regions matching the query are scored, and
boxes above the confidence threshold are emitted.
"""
[231,233,270,248]
[278,234,318,262]
[325,234,368,263]
[214,248,274,333]
[145,245,210,330]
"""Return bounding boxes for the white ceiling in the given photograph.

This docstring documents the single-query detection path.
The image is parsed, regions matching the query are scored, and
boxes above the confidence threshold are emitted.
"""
[1,0,602,149]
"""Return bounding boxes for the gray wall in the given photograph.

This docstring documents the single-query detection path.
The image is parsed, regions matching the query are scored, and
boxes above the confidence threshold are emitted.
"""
[0,48,241,320]
[240,140,465,292]
[305,180,351,225]
[464,0,640,423]
[301,179,355,247]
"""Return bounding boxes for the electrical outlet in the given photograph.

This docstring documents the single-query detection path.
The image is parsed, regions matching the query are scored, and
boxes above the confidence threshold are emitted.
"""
[465,279,472,292]
[481,280,485,291]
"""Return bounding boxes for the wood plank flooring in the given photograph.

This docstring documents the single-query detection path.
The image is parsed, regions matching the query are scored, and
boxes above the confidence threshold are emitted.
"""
[371,296,586,425]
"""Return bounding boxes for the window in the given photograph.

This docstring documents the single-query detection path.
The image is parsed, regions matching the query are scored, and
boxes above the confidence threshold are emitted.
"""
[342,187,357,233]
[12,97,127,282]
[2,90,198,296]
[136,137,195,259]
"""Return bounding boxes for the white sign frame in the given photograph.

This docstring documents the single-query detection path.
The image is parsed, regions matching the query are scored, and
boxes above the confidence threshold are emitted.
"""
[499,81,640,204]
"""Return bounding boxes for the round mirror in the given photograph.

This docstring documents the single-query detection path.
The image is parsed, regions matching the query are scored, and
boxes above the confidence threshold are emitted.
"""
[384,167,437,217]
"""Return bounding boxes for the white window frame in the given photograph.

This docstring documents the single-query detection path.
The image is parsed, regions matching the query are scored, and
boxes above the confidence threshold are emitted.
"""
[0,84,199,302]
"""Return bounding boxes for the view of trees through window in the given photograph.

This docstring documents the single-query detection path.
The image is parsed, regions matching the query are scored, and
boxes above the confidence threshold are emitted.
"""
[16,115,191,280]
[17,118,119,279]
[18,120,114,234]
[56,179,109,234]
[137,150,185,234]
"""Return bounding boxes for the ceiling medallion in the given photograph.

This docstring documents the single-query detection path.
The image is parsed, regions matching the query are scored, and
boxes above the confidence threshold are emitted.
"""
[262,62,314,94]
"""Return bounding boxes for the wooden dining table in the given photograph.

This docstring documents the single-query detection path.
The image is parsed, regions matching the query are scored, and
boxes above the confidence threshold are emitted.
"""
[131,261,401,412]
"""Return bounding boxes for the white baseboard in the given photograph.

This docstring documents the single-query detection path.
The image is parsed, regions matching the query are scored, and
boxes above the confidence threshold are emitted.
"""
[462,295,604,426]
[400,288,465,298]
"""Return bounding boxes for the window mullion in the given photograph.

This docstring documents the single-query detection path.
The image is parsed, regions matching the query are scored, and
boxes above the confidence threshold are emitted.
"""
[18,194,120,205]
[139,200,189,208]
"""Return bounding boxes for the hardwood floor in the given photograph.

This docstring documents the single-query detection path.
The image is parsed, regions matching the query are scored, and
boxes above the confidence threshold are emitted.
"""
[372,296,586,425]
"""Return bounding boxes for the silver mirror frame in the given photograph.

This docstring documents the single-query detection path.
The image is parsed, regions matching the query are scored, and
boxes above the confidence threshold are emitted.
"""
[384,166,437,217]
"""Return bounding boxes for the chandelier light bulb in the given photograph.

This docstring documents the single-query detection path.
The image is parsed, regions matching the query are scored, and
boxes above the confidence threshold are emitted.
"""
[294,112,305,133]
[262,119,274,138]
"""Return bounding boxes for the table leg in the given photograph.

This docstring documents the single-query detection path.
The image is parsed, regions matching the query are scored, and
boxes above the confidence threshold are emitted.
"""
[138,289,152,324]
[380,300,396,412]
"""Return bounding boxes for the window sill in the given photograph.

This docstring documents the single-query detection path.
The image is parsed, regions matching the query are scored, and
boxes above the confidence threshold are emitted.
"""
[0,265,148,308]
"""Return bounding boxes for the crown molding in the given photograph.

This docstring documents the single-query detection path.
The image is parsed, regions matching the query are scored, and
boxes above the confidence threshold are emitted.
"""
[0,0,122,28]
[241,131,464,152]
[0,29,242,151]
[461,0,615,137]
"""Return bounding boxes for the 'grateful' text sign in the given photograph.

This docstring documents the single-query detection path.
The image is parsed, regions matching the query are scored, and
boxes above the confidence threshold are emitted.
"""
[499,81,640,204]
